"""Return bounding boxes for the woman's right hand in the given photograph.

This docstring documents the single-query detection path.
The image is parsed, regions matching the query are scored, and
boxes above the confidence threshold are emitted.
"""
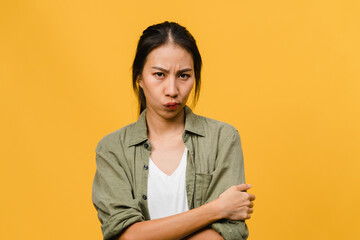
[215,184,255,221]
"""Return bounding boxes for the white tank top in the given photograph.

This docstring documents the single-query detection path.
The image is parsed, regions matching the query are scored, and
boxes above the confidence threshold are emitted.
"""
[147,147,189,220]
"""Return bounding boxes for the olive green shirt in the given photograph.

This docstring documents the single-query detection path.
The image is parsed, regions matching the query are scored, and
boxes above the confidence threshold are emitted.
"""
[92,106,249,240]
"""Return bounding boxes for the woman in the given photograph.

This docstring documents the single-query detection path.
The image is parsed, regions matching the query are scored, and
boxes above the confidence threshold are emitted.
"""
[92,21,255,240]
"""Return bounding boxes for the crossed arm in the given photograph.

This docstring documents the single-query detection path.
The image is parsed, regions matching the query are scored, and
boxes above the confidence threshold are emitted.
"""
[118,184,255,240]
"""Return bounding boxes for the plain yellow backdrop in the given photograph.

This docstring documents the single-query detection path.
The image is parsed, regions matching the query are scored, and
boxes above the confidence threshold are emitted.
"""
[1,0,359,239]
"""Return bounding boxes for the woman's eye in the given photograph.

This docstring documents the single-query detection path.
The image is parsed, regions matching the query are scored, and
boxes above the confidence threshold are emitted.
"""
[179,74,190,79]
[154,72,165,78]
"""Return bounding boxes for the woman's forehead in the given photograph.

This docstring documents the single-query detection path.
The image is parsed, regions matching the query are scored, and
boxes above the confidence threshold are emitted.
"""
[145,44,194,69]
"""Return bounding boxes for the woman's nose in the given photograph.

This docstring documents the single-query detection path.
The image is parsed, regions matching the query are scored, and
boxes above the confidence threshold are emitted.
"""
[165,77,179,97]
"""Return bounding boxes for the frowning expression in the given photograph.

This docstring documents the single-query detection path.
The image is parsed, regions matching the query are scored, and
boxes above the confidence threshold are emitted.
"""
[138,43,195,119]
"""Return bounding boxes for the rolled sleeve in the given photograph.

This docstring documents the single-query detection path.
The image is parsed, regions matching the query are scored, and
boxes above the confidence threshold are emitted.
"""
[92,143,144,240]
[211,220,248,240]
[205,128,249,240]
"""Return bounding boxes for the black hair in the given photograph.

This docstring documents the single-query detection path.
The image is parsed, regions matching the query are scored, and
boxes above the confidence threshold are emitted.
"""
[132,21,202,114]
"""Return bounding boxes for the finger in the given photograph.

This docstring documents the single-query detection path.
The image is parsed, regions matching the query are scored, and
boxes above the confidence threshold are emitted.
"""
[235,184,252,191]
[248,208,253,214]
[249,202,254,208]
[249,193,256,201]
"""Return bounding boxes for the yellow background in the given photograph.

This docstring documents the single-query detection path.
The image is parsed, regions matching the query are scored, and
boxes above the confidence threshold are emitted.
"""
[1,0,359,239]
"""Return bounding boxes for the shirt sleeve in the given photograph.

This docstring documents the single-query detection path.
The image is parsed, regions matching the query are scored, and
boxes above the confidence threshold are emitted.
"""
[205,128,249,240]
[92,142,144,240]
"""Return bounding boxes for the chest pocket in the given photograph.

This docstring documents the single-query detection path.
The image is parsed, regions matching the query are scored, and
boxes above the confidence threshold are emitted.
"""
[194,172,213,206]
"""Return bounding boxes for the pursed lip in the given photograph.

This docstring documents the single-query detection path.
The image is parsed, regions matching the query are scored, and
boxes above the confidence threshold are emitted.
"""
[164,102,180,109]
[164,102,180,107]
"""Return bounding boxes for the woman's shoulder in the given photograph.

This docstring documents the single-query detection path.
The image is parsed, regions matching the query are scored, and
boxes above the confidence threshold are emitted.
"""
[192,112,240,139]
[95,122,139,152]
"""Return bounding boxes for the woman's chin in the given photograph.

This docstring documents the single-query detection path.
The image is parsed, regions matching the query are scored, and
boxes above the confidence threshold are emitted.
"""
[163,108,184,119]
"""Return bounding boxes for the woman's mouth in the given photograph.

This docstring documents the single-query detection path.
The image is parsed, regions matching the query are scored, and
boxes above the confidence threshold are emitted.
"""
[165,102,180,110]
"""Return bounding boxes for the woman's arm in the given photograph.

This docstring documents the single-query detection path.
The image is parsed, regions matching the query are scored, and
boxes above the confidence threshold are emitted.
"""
[203,129,252,239]
[184,228,224,240]
[118,184,254,240]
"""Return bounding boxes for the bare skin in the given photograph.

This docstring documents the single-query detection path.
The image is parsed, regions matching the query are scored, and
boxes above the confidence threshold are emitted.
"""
[118,43,255,240]
[147,109,186,176]
[183,228,226,240]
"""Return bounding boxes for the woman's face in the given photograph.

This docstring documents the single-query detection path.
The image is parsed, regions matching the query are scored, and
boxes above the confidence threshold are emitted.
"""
[138,43,195,120]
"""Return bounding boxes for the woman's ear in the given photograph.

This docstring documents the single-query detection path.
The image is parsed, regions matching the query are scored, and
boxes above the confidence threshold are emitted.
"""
[137,75,143,88]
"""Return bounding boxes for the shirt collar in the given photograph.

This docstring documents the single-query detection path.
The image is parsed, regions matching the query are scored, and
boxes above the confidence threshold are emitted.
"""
[128,105,205,147]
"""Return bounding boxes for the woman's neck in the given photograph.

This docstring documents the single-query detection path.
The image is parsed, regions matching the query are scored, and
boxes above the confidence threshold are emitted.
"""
[146,108,185,140]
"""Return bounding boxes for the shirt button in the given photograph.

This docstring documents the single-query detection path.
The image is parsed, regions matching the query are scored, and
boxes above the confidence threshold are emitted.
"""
[142,194,147,200]
[143,165,148,170]
[144,143,149,149]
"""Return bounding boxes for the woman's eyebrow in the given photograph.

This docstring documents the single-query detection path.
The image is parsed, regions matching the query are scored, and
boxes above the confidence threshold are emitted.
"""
[151,66,193,73]
[177,68,192,73]
[152,66,169,73]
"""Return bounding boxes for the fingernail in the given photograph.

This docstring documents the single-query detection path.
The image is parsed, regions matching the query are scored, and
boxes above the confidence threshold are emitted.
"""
[247,184,252,187]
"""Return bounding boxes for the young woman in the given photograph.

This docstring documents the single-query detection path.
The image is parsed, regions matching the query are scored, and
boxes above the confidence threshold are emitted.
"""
[92,21,255,240]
